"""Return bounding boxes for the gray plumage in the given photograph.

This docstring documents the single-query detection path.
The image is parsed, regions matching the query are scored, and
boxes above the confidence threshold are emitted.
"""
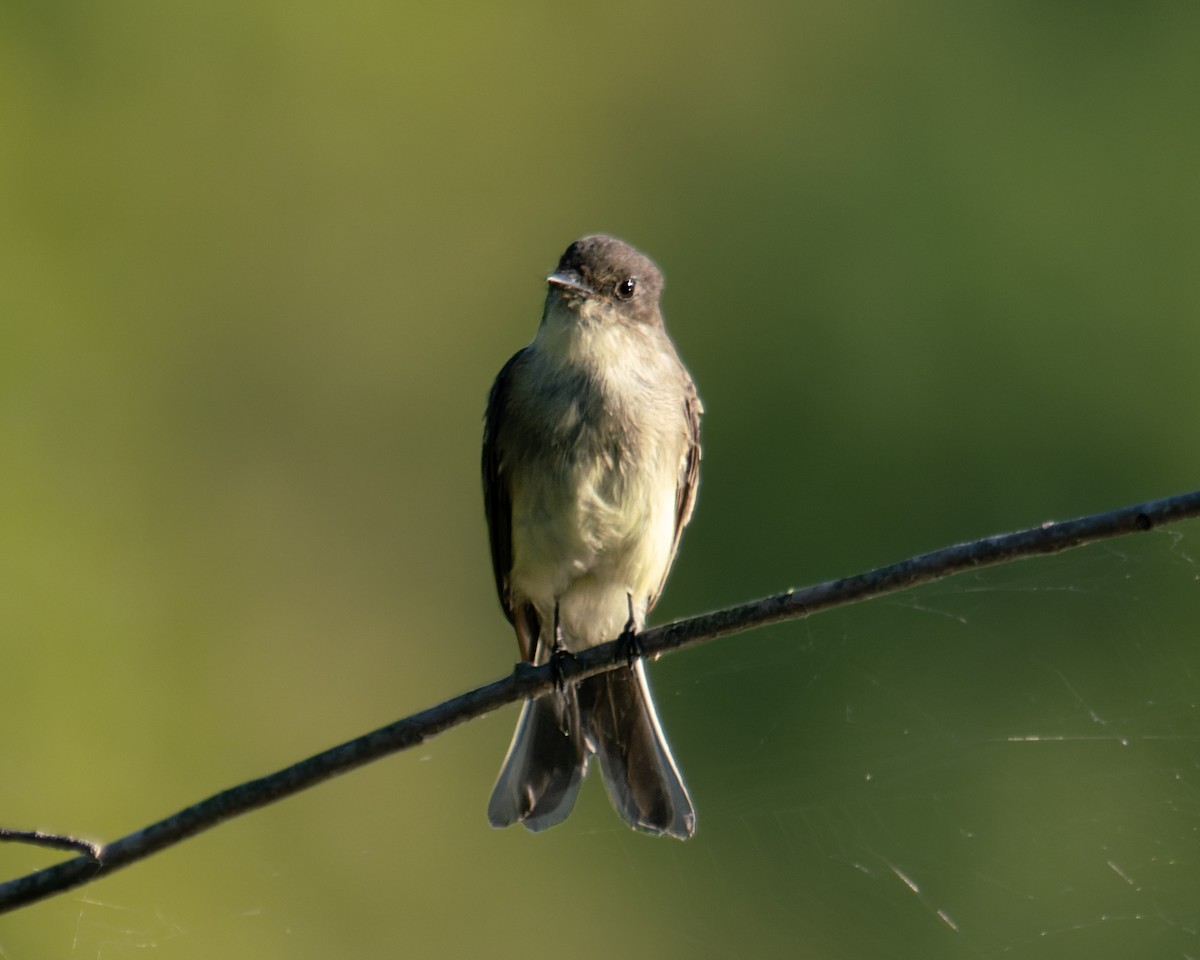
[483,234,701,839]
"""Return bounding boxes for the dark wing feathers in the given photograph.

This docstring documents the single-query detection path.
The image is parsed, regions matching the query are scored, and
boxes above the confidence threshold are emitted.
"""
[482,348,526,624]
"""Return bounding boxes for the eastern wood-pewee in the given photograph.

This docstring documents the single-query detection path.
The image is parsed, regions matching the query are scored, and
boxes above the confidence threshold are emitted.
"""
[483,234,701,839]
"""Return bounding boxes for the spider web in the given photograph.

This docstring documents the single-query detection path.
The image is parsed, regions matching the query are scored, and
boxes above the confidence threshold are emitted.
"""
[660,525,1200,959]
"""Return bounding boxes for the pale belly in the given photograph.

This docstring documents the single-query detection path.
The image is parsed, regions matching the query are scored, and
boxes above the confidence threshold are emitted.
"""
[507,455,677,651]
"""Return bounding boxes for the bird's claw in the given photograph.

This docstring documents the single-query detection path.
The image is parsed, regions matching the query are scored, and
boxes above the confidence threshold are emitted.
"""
[618,592,644,667]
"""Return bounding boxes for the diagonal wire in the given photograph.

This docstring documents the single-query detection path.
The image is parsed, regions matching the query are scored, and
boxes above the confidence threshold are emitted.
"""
[2,488,1198,914]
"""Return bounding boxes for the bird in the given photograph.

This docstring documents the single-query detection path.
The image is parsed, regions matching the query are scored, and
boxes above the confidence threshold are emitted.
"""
[482,234,701,839]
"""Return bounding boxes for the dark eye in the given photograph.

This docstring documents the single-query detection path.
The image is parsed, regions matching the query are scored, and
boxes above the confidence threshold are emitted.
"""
[616,277,637,300]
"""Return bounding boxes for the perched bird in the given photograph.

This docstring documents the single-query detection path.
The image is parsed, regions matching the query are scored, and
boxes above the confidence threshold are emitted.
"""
[483,234,701,839]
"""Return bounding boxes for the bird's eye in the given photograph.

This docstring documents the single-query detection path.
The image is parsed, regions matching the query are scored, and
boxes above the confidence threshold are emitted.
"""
[616,277,637,300]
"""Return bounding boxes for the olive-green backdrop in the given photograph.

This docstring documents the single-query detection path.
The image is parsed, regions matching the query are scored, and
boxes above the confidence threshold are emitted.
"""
[3,2,1199,957]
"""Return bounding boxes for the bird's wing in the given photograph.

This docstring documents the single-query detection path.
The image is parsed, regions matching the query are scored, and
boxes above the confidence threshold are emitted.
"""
[482,348,526,624]
[648,373,702,613]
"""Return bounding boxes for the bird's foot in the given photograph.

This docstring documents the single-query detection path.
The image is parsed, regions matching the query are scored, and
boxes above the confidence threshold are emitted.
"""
[618,593,644,668]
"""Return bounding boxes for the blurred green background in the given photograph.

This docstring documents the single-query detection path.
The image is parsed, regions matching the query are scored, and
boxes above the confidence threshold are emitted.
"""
[3,1,1200,957]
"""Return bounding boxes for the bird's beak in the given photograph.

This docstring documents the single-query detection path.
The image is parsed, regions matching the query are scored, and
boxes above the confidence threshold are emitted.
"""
[546,269,593,297]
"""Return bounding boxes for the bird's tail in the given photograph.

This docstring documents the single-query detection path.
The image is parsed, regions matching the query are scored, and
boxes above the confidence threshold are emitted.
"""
[578,660,696,840]
[488,659,694,839]
[487,685,588,832]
